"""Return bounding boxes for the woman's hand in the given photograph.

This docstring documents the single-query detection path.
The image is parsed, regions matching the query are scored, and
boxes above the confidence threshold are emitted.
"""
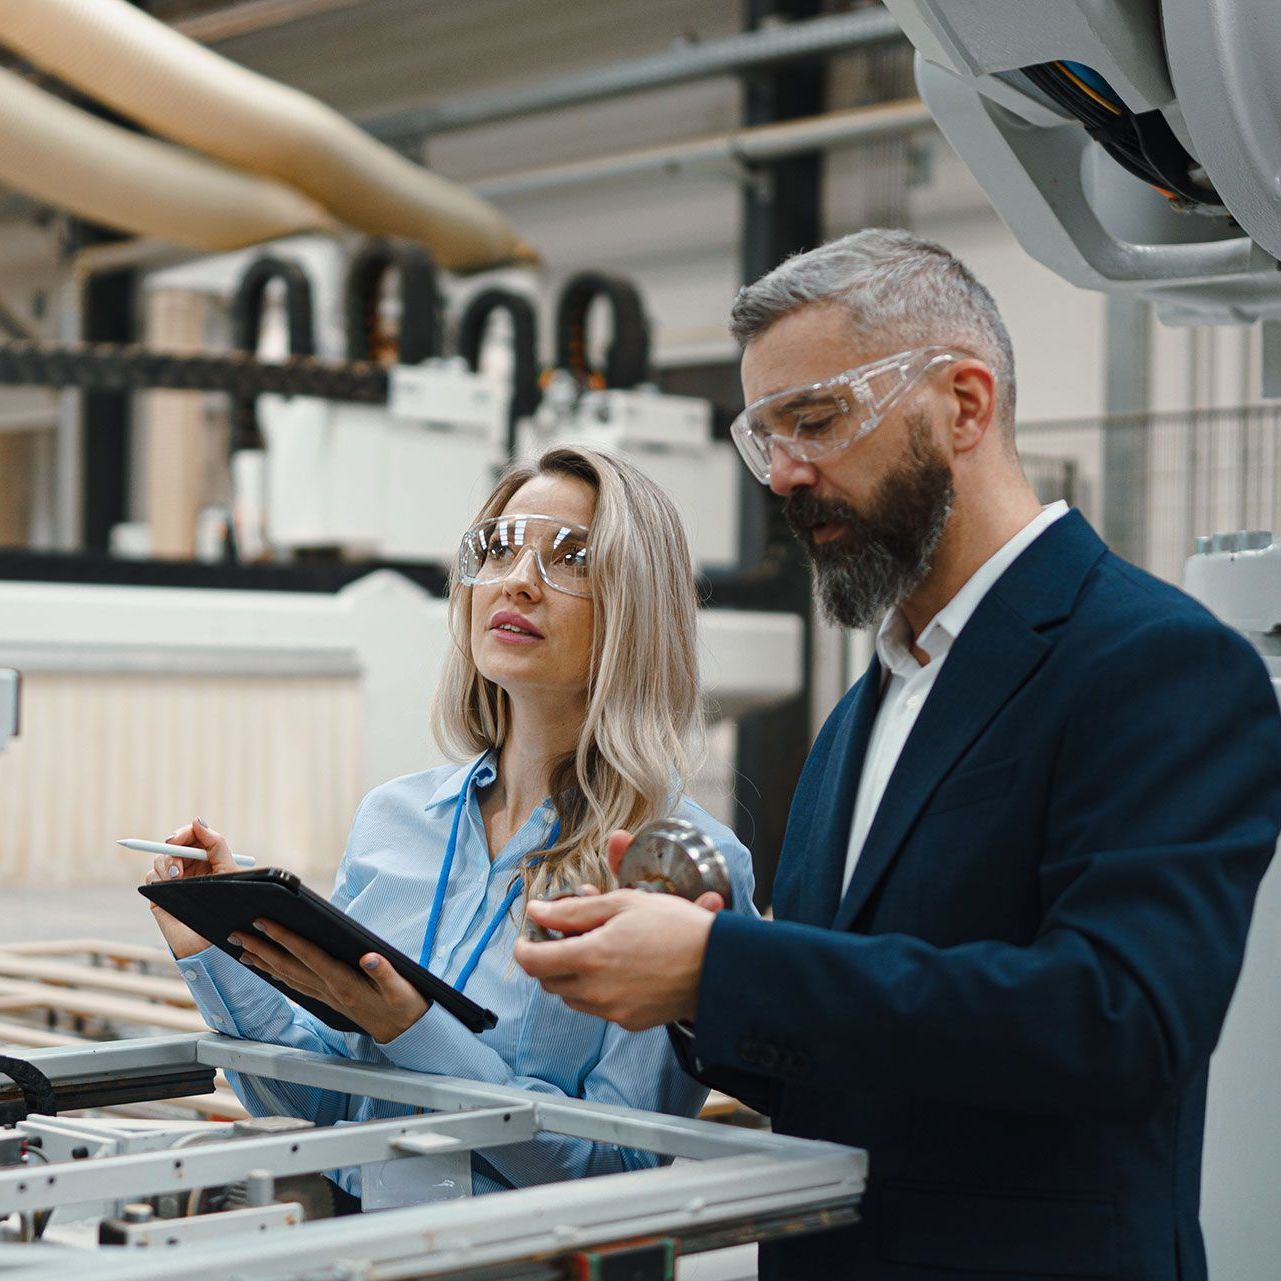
[229,920,429,1044]
[143,818,241,959]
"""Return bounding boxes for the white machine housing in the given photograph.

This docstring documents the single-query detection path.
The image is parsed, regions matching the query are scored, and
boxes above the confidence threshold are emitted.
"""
[260,359,510,563]
[520,378,741,571]
[884,0,1281,356]
[1180,536,1281,1281]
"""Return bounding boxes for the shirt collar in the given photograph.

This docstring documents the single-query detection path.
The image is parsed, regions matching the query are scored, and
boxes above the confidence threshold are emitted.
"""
[424,749,498,810]
[875,501,1070,676]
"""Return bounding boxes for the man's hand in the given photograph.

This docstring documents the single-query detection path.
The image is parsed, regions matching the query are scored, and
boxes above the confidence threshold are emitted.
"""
[515,888,721,1031]
[229,919,428,1044]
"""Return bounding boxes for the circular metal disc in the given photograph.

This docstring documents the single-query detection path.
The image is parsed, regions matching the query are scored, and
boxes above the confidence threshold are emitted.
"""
[619,818,733,907]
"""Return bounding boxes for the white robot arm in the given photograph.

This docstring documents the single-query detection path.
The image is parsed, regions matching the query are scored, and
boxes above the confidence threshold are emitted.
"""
[885,0,1281,379]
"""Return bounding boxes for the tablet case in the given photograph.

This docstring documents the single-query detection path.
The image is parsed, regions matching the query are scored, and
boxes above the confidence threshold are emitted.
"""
[141,868,497,1034]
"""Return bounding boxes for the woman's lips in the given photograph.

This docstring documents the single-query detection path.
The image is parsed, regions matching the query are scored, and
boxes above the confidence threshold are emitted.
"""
[490,627,542,645]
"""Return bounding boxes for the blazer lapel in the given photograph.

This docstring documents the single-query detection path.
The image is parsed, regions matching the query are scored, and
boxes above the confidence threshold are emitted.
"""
[781,656,883,927]
[829,509,1107,932]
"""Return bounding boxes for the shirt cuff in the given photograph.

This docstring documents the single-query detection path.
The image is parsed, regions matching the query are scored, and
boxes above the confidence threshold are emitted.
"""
[174,946,247,1037]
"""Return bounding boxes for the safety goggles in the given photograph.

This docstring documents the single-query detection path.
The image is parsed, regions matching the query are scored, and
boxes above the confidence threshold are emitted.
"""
[458,514,593,597]
[730,346,971,484]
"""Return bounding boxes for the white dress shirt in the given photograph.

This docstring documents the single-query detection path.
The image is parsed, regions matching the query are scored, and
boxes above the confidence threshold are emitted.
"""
[841,501,1069,895]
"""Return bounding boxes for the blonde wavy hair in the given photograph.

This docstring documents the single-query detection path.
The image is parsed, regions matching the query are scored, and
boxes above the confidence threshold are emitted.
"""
[432,446,705,906]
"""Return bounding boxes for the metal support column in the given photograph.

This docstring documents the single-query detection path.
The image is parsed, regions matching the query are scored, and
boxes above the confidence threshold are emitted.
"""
[1102,294,1152,564]
[734,0,827,907]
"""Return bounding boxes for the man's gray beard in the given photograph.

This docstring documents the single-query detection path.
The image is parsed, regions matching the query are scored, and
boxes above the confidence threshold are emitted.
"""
[811,523,946,630]
[792,415,955,631]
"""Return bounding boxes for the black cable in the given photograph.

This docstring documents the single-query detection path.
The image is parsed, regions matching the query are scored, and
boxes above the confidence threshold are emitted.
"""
[343,239,443,366]
[553,271,650,390]
[228,255,317,454]
[1022,62,1219,206]
[0,1053,58,1119]
[457,288,540,462]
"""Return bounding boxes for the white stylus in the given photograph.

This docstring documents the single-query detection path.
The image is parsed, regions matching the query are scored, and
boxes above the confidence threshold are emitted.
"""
[117,838,256,869]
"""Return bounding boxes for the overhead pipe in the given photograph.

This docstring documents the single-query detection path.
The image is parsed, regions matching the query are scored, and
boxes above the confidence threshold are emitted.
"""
[0,65,337,251]
[0,0,534,272]
[364,8,904,143]
[473,99,935,201]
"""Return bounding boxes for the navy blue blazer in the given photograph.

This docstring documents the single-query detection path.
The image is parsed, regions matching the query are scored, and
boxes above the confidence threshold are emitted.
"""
[685,511,1281,1281]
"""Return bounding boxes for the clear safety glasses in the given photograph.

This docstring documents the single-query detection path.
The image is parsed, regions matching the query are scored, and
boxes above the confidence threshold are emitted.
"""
[458,514,593,598]
[730,346,972,485]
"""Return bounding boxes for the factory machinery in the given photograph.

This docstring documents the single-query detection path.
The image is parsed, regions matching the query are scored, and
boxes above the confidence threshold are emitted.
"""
[0,1035,864,1279]
[0,243,742,573]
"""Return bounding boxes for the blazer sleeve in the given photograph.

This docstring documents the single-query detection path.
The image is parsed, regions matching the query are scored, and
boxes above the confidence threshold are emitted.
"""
[665,1022,776,1116]
[691,612,1281,1122]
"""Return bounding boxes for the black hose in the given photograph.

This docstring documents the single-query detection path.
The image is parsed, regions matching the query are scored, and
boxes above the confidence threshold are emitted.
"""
[554,271,650,390]
[0,1054,57,1120]
[228,255,316,452]
[457,288,540,461]
[343,239,443,367]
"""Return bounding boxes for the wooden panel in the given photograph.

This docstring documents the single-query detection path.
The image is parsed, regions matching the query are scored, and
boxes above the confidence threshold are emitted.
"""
[0,670,363,890]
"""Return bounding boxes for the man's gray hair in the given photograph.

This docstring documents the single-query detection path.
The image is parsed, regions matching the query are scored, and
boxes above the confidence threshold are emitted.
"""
[731,228,1017,433]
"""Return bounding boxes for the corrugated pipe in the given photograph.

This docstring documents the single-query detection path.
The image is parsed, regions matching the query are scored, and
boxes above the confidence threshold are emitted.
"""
[0,0,533,272]
[0,64,337,250]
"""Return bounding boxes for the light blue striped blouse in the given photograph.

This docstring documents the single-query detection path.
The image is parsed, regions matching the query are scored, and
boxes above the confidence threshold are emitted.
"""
[175,750,756,1202]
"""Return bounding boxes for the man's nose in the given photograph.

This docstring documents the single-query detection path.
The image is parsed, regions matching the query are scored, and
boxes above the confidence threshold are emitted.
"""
[768,444,818,497]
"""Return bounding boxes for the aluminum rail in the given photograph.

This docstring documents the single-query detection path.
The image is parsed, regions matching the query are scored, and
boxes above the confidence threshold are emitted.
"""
[364,7,904,143]
[1,1035,866,1281]
[474,98,934,201]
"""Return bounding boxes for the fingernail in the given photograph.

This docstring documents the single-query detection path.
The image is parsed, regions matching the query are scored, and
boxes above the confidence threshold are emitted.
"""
[361,956,379,971]
[194,817,207,829]
[252,919,267,933]
[165,832,180,843]
[167,865,180,878]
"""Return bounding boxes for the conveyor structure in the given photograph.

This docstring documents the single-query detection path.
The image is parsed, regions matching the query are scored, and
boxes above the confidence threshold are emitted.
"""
[0,1034,865,1280]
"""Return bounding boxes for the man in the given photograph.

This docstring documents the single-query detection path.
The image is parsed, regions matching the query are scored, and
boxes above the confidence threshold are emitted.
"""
[515,229,1281,1280]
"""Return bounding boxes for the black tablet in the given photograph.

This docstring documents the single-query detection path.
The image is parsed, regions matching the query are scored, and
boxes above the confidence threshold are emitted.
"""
[141,868,497,1035]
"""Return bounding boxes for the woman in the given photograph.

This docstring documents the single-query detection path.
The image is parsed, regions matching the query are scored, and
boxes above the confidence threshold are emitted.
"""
[145,445,755,1206]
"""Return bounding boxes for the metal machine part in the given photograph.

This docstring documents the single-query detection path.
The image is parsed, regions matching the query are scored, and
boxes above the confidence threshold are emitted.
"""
[526,817,734,942]
[1184,531,1281,647]
[883,0,1281,331]
[0,1034,865,1279]
[617,817,736,906]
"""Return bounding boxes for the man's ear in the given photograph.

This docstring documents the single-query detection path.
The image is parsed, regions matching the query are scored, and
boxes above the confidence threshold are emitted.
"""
[947,360,998,455]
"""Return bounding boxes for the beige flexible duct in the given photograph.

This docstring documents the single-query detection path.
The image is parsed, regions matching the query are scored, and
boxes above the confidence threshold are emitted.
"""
[0,0,534,272]
[0,65,337,250]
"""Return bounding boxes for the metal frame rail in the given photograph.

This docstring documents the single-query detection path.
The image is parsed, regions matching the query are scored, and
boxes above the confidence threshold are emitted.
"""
[0,1035,865,1280]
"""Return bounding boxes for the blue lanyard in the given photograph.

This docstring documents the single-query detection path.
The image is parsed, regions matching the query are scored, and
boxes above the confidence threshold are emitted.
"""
[419,756,561,995]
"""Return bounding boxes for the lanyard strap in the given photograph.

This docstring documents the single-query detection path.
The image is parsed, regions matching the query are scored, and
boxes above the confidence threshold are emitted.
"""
[418,756,487,970]
[419,756,561,995]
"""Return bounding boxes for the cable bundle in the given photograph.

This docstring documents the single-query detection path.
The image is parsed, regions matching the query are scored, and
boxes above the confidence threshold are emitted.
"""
[1021,60,1220,208]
